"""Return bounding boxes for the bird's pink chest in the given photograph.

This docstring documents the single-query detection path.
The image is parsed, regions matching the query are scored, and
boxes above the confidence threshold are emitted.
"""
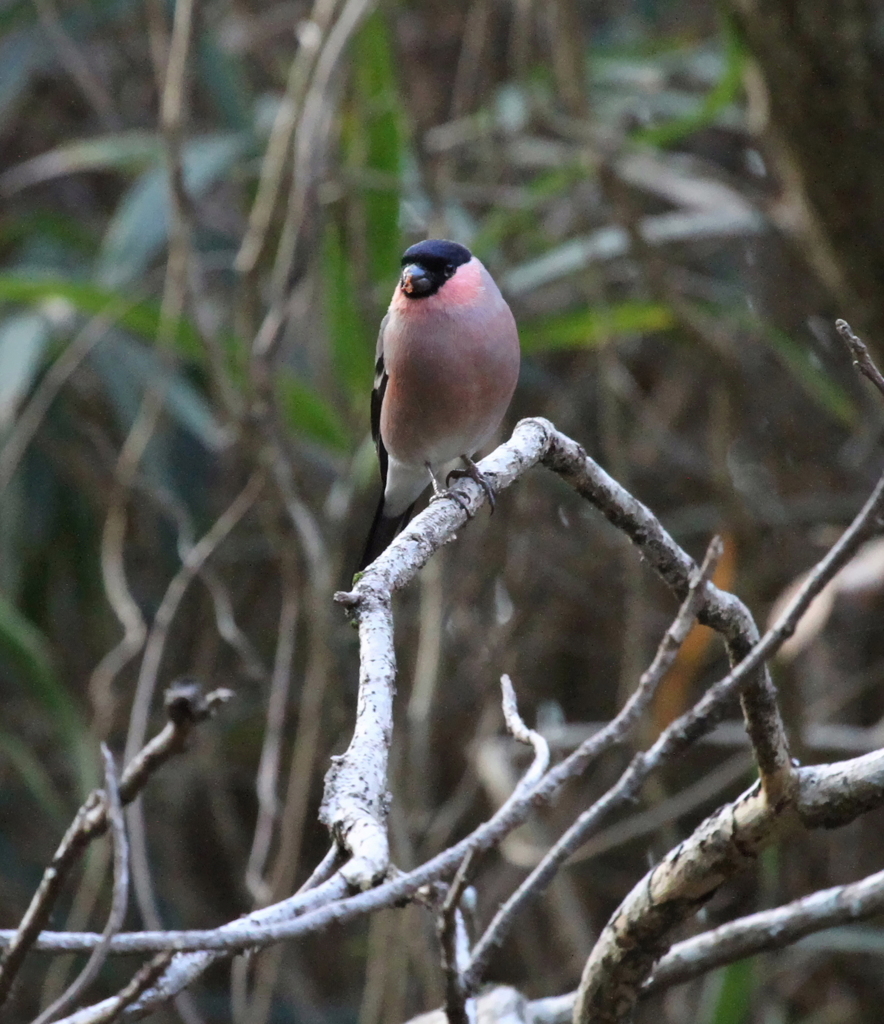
[380,293,519,467]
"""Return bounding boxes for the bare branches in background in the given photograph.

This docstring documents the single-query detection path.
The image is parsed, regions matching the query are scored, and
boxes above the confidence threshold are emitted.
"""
[7,388,884,1021]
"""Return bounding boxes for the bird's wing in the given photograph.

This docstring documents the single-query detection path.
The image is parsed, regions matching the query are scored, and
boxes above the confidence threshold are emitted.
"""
[371,314,390,486]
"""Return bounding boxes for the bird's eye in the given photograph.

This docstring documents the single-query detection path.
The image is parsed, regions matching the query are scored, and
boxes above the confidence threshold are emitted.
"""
[445,263,455,277]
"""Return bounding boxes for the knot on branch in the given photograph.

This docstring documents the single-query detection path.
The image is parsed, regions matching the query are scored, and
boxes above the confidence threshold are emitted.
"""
[164,679,234,726]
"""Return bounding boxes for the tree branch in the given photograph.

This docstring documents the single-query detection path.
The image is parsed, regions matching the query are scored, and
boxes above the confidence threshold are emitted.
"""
[0,684,231,1007]
[573,749,884,1024]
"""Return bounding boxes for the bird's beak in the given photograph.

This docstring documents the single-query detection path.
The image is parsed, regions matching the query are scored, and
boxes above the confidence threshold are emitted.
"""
[400,264,433,296]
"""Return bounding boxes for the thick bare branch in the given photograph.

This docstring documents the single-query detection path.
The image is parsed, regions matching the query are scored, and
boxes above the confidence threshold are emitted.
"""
[644,862,884,994]
[573,748,884,1024]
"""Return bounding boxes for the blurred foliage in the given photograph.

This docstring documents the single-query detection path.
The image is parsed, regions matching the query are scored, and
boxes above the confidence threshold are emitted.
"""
[2,0,884,1022]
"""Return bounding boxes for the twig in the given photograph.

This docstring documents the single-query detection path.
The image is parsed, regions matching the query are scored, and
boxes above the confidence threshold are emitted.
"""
[0,684,231,1006]
[87,387,164,739]
[0,306,125,495]
[33,746,130,1024]
[461,538,722,993]
[234,0,341,276]
[439,849,478,1024]
[32,0,119,129]
[564,752,754,867]
[644,863,884,995]
[495,859,884,1024]
[835,319,884,401]
[319,585,396,889]
[541,430,793,804]
[253,0,377,359]
[9,747,884,963]
[133,479,267,683]
[572,747,884,1023]
[122,473,262,940]
[245,553,300,902]
[54,952,175,1024]
[30,419,884,1019]
[296,844,345,895]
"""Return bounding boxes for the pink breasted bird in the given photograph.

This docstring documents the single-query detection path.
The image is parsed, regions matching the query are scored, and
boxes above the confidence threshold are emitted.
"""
[357,239,521,571]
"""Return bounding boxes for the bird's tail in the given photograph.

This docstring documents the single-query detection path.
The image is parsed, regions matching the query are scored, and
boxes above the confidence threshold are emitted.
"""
[355,496,416,574]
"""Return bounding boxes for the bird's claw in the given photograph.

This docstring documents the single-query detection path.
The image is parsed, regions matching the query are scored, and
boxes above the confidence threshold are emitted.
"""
[430,485,473,517]
[447,458,496,513]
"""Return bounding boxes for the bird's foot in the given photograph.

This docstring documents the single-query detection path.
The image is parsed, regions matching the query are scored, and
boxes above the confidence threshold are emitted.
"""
[446,456,496,513]
[430,482,472,517]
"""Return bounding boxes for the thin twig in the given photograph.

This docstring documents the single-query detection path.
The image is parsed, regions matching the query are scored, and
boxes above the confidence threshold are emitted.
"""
[54,952,175,1024]
[295,845,345,895]
[11,747,884,962]
[33,746,130,1024]
[30,419,884,1020]
[835,319,884,401]
[461,538,722,992]
[245,553,300,902]
[0,685,231,1006]
[32,0,119,129]
[122,473,262,939]
[644,864,884,995]
[572,747,884,1023]
[234,0,341,275]
[0,307,125,495]
[438,849,478,1024]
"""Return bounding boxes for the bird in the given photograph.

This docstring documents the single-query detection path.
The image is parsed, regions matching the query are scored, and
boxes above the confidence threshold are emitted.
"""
[356,239,521,573]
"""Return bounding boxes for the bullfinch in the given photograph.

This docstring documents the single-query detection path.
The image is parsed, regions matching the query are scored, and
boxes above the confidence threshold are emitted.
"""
[357,239,521,572]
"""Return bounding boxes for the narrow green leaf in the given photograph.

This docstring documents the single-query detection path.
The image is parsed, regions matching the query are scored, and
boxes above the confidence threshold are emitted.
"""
[633,17,744,149]
[703,959,754,1024]
[352,9,402,283]
[519,302,676,352]
[0,273,202,358]
[323,221,373,397]
[0,591,95,796]
[277,368,350,451]
[0,312,50,427]
[0,729,69,824]
[754,323,857,427]
[0,131,162,195]
[97,132,249,288]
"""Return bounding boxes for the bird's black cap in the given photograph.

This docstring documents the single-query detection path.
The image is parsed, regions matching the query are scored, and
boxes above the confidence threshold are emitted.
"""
[399,240,472,299]
[401,239,472,271]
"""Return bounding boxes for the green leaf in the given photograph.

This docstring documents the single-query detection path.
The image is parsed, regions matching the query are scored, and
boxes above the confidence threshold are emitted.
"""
[0,728,69,824]
[0,131,163,195]
[633,17,745,149]
[277,368,350,451]
[352,9,402,283]
[197,32,253,132]
[0,591,95,796]
[701,959,754,1024]
[97,132,249,288]
[323,220,373,397]
[0,312,50,428]
[90,335,227,451]
[519,302,676,352]
[753,323,857,427]
[0,273,203,358]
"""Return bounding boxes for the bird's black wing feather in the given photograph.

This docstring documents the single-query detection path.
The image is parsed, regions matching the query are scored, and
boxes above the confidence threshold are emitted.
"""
[371,315,389,487]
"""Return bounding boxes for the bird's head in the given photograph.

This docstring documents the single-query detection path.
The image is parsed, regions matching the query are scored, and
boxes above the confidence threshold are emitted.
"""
[398,239,473,300]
